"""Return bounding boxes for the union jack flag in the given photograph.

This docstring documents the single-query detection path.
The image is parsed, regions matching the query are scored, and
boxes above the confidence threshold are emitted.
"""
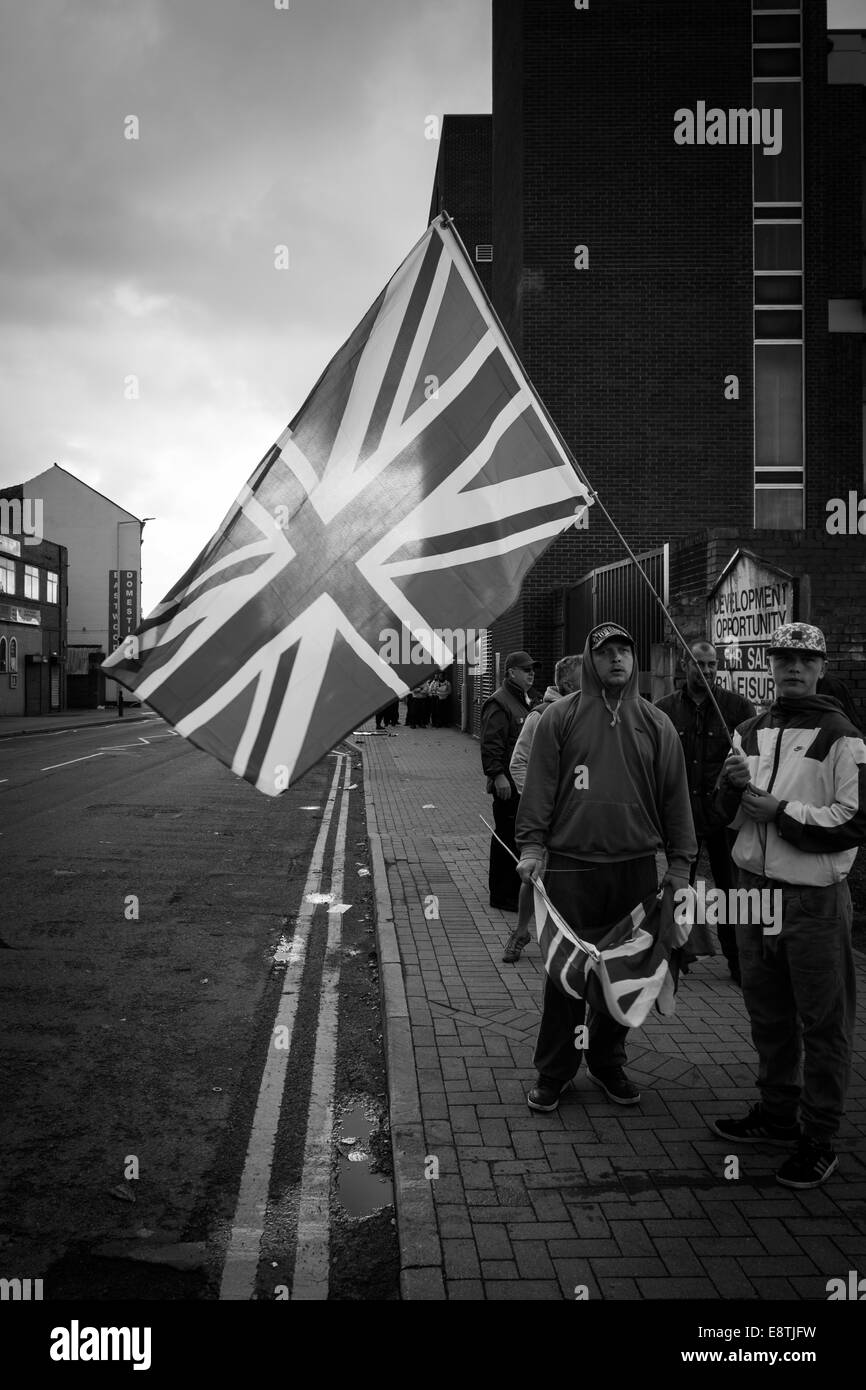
[103,215,592,794]
[533,879,699,1028]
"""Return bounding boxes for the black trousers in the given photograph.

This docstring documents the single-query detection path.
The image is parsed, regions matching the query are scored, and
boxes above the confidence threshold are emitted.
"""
[431,699,449,727]
[533,854,658,1082]
[690,828,739,968]
[488,790,521,909]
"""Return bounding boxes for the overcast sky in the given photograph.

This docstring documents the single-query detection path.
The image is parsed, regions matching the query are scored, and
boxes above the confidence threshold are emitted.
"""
[1,0,863,614]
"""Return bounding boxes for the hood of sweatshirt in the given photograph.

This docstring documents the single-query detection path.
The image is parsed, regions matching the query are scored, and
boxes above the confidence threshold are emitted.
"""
[579,624,643,727]
[541,684,560,705]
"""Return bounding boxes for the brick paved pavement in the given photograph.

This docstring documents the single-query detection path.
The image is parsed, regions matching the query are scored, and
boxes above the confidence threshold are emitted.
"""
[358,721,866,1302]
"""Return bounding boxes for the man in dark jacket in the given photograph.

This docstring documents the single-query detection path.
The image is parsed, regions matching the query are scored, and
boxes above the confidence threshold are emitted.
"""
[480,651,540,911]
[516,623,696,1111]
[657,640,755,983]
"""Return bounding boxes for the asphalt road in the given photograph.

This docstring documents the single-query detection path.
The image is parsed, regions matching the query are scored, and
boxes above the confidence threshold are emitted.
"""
[0,718,398,1300]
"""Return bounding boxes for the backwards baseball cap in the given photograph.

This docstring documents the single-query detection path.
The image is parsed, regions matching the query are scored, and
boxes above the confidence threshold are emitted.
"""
[589,622,635,653]
[504,650,539,672]
[767,623,826,656]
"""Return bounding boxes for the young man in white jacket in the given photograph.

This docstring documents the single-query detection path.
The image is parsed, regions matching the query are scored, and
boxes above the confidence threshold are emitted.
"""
[501,654,582,962]
[710,624,866,1188]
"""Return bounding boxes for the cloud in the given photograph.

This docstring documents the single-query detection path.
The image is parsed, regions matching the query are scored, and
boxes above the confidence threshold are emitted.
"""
[0,0,490,609]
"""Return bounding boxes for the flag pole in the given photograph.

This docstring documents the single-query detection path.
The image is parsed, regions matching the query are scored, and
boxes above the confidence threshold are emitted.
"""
[479,816,601,961]
[436,211,741,756]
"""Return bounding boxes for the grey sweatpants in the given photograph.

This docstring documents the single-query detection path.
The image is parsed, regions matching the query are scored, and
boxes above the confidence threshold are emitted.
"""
[736,869,856,1141]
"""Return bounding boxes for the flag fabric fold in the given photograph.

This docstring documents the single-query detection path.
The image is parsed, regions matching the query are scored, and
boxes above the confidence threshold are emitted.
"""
[533,879,701,1028]
[103,213,592,794]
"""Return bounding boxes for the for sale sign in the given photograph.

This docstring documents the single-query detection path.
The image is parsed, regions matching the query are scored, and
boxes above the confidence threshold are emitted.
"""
[707,551,794,708]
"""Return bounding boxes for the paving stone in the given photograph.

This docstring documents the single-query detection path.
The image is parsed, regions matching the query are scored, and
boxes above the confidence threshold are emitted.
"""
[402,1268,447,1300]
[480,1259,520,1279]
[472,1225,513,1259]
[589,1256,668,1277]
[528,1191,571,1222]
[652,1237,707,1277]
[447,1280,485,1300]
[596,1277,642,1300]
[635,1277,718,1298]
[485,1280,562,1300]
[609,1220,657,1257]
[441,1238,481,1279]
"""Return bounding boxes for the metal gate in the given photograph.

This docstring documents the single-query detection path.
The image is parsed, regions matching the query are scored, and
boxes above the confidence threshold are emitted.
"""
[566,545,669,674]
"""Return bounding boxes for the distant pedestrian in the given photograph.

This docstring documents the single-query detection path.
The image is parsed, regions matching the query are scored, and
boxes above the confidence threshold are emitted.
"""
[501,654,582,963]
[375,696,399,730]
[656,639,755,984]
[406,680,430,728]
[709,623,866,1188]
[429,671,452,727]
[516,623,696,1112]
[480,652,541,912]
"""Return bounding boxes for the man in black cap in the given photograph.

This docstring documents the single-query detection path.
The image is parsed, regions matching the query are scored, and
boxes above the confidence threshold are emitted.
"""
[516,623,696,1110]
[480,651,541,912]
[657,640,756,984]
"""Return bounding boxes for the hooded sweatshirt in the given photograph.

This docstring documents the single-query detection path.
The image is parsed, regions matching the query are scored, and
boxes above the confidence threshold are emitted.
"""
[515,628,697,873]
[714,693,866,886]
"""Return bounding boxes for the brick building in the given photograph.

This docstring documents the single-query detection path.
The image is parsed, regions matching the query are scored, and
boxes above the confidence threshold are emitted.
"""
[430,0,865,728]
[0,526,68,717]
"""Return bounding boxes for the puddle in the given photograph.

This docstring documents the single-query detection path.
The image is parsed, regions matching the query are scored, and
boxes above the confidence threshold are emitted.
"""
[336,1101,393,1218]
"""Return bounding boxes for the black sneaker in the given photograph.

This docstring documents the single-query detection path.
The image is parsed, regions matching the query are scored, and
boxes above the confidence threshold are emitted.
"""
[586,1067,641,1106]
[709,1103,801,1146]
[502,927,531,963]
[527,1077,573,1112]
[776,1138,839,1189]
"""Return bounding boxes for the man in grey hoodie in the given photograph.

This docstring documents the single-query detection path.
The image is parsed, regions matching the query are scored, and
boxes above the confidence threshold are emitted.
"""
[515,622,697,1111]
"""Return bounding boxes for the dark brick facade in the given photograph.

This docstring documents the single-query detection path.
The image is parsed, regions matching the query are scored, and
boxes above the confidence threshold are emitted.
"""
[431,0,864,696]
[429,114,492,300]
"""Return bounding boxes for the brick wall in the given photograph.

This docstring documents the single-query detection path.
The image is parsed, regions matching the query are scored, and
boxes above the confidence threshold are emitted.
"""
[429,114,492,299]
[484,0,863,696]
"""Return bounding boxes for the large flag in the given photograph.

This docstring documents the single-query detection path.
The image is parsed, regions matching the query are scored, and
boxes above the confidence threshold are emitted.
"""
[533,879,701,1029]
[103,214,592,795]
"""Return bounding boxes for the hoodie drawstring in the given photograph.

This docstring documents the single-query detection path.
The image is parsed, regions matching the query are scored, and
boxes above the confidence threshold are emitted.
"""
[602,692,623,727]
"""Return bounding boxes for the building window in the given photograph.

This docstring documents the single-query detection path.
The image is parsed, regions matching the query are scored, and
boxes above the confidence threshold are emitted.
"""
[23,564,39,600]
[9,637,17,673]
[754,273,802,306]
[752,1,803,530]
[46,571,58,604]
[753,48,801,78]
[475,245,493,263]
[755,309,802,338]
[0,557,14,595]
[755,342,803,472]
[755,223,802,270]
[0,638,6,673]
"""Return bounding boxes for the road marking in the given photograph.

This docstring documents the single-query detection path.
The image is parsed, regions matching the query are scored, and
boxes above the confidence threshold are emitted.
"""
[40,733,180,773]
[41,753,106,771]
[290,757,352,1300]
[218,757,345,1302]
